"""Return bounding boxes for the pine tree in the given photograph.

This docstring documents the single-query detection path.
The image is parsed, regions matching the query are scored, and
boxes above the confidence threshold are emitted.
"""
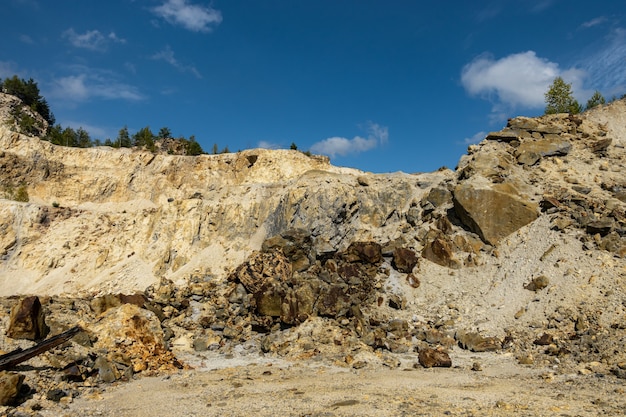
[585,91,606,110]
[544,77,581,114]
[157,126,172,139]
[186,135,204,155]
[116,126,132,148]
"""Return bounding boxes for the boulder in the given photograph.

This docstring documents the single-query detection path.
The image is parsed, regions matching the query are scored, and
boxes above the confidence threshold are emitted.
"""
[485,129,519,142]
[588,138,612,154]
[262,229,312,272]
[7,295,49,340]
[88,304,182,373]
[228,250,292,295]
[453,179,538,246]
[456,330,501,352]
[422,235,461,269]
[342,241,382,264]
[515,137,572,166]
[418,348,452,368]
[0,371,24,406]
[392,248,418,273]
[422,187,452,208]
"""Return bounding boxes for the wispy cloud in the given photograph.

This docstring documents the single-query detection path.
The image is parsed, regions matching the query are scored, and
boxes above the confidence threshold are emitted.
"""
[475,0,554,22]
[577,28,626,97]
[61,120,111,140]
[461,51,585,115]
[310,122,388,158]
[0,61,19,79]
[580,16,607,29]
[151,0,222,33]
[49,70,143,102]
[62,28,126,51]
[462,131,487,145]
[151,45,202,78]
[257,141,280,149]
[19,34,34,44]
[529,0,555,13]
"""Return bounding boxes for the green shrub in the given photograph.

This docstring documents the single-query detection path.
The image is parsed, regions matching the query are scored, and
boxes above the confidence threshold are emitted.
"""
[14,186,29,202]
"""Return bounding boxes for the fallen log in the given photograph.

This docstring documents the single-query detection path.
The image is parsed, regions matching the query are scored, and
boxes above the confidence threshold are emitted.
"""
[0,326,82,371]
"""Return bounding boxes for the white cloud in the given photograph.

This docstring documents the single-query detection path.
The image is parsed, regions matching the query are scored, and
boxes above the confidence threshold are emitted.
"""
[62,28,126,51]
[461,51,586,112]
[310,122,388,158]
[463,131,487,145]
[151,45,202,78]
[152,0,222,33]
[49,72,143,102]
[257,141,280,149]
[580,17,607,29]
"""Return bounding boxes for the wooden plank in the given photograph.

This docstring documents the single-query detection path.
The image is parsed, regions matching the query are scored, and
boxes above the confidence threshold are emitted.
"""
[0,326,82,371]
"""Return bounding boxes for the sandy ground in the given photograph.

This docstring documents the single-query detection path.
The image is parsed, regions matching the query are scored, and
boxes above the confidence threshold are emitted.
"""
[44,349,626,417]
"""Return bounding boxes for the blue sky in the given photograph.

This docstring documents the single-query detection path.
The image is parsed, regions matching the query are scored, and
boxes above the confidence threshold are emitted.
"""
[2,0,625,173]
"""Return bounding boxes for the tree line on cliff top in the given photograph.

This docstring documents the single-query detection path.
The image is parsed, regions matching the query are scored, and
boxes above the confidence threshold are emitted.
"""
[1,75,210,155]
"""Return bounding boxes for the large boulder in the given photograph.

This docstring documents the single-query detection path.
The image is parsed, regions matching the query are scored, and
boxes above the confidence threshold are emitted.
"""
[7,296,49,341]
[453,178,538,246]
[88,304,181,374]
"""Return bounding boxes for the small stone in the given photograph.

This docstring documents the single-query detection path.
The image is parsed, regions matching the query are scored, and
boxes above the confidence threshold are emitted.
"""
[388,294,404,310]
[611,368,626,379]
[46,388,68,403]
[406,273,420,288]
[95,356,118,383]
[471,362,482,371]
[517,354,534,365]
[533,333,554,346]
[524,275,549,291]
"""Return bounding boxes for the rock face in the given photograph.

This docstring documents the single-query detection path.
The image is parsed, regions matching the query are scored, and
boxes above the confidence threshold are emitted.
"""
[453,178,538,246]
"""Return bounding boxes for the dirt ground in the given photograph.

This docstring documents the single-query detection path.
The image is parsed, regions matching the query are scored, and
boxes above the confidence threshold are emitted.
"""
[43,349,625,417]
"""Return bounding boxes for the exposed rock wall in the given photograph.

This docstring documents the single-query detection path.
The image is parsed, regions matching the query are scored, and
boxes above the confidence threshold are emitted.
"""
[0,122,452,296]
[1,97,626,303]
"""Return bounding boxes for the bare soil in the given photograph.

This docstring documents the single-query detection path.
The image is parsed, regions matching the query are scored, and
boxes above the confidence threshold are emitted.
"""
[45,350,626,417]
